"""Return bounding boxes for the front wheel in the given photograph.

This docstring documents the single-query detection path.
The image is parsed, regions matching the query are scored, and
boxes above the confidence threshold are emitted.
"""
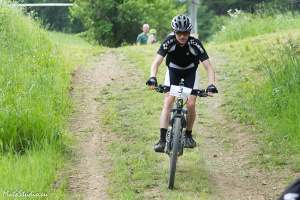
[168,117,182,189]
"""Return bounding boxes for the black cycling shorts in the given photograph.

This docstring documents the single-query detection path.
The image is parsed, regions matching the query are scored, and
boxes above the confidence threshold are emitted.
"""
[164,63,200,96]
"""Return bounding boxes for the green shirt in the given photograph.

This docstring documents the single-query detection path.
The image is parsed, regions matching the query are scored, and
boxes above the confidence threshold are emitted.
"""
[136,32,148,45]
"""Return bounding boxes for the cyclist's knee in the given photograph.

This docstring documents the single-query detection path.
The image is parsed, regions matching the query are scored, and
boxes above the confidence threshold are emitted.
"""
[163,95,175,108]
[186,99,196,110]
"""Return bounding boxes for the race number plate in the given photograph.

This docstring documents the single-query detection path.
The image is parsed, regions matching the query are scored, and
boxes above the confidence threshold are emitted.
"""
[170,85,192,99]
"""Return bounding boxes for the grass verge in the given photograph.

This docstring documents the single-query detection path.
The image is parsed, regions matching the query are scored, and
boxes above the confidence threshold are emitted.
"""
[211,29,300,170]
[0,3,103,199]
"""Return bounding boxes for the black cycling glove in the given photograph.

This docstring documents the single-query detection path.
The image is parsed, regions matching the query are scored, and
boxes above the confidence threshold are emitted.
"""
[206,84,218,93]
[146,77,158,87]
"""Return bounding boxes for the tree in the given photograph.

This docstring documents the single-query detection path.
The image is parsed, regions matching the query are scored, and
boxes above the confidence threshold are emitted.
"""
[70,0,185,47]
[197,0,216,40]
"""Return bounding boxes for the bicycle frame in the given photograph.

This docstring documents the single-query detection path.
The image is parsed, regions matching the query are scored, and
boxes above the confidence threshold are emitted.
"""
[165,82,187,156]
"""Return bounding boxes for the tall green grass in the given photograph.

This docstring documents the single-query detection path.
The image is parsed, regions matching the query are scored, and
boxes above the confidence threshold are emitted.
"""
[0,6,70,152]
[253,38,300,167]
[0,3,73,198]
[0,3,103,198]
[0,142,67,199]
[211,10,300,169]
[212,10,300,43]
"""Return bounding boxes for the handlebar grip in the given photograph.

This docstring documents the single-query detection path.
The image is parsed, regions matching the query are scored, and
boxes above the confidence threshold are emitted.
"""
[155,85,165,93]
[196,89,208,97]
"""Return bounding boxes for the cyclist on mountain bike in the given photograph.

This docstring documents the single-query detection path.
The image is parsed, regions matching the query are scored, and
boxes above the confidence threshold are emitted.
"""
[146,15,218,153]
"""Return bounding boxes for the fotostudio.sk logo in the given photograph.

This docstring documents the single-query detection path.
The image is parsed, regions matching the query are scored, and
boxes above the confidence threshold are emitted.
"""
[2,190,48,198]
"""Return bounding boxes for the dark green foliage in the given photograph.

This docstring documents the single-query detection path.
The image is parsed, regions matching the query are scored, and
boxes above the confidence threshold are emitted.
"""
[16,0,84,32]
[197,0,218,40]
[70,0,185,47]
[255,0,300,13]
[12,0,300,42]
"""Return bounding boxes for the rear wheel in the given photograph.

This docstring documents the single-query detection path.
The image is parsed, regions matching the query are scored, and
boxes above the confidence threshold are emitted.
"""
[168,117,182,189]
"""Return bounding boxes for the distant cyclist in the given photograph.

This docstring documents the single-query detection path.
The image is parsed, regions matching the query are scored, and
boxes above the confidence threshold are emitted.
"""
[137,24,150,45]
[146,15,218,153]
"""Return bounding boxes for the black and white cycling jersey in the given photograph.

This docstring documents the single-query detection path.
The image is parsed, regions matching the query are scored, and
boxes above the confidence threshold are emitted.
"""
[157,34,209,68]
[157,34,209,95]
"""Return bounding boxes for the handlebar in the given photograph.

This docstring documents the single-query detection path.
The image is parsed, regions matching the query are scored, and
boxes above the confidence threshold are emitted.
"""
[154,84,209,97]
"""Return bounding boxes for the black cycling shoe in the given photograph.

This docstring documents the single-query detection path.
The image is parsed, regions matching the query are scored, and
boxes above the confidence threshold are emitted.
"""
[154,140,166,153]
[184,135,197,148]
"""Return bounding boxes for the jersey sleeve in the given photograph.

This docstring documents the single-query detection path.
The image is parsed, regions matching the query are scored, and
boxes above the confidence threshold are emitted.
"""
[157,35,176,57]
[189,38,209,62]
[198,41,209,62]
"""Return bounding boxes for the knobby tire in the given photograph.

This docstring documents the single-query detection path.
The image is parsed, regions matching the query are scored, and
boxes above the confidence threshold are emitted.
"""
[168,117,182,189]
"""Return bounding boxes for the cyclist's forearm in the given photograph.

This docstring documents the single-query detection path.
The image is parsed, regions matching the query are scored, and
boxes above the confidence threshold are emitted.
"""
[207,67,216,85]
[202,59,216,85]
[150,54,164,77]
[150,64,158,77]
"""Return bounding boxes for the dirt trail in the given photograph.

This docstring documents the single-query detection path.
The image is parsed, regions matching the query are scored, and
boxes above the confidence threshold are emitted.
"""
[196,52,291,200]
[68,51,125,200]
[65,48,292,200]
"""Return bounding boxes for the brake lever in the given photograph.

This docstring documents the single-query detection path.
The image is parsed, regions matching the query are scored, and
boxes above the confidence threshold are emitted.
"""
[197,89,208,97]
[155,84,165,93]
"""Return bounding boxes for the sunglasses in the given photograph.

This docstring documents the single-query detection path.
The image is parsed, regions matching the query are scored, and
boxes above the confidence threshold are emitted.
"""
[175,31,190,36]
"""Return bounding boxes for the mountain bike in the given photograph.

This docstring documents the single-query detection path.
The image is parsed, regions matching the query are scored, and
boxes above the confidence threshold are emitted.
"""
[155,79,209,189]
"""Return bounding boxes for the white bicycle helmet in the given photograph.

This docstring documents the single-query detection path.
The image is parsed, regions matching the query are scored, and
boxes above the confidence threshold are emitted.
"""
[171,15,192,32]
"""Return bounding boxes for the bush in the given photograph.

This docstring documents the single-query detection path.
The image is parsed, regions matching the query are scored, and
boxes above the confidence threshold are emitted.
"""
[70,0,185,47]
